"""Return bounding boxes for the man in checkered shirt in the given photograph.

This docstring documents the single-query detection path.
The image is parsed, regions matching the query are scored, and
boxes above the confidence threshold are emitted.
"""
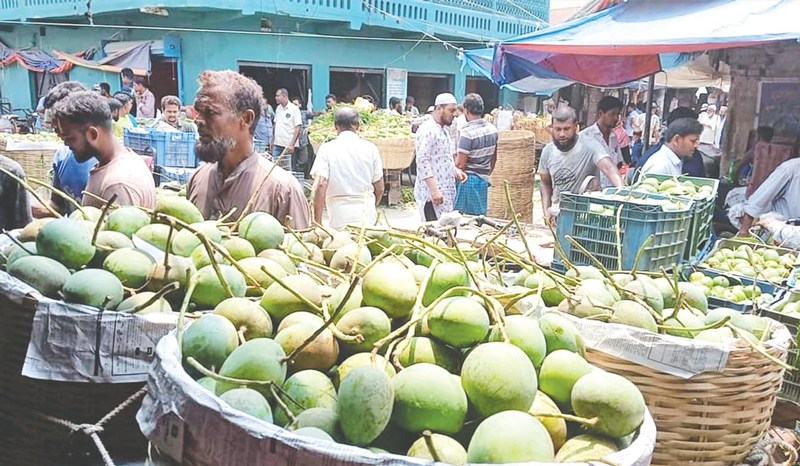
[454,93,498,216]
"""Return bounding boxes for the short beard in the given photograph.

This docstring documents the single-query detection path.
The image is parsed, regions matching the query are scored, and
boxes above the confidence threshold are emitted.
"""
[195,136,236,163]
[553,135,578,152]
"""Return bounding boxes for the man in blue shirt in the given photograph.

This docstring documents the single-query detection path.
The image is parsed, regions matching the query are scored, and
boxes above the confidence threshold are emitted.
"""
[633,106,706,181]
[34,81,96,216]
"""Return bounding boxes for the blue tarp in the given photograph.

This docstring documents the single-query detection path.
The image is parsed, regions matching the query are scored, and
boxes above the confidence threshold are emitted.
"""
[480,0,800,90]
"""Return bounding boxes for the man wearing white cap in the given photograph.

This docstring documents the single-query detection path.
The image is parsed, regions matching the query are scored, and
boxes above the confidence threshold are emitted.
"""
[414,93,466,221]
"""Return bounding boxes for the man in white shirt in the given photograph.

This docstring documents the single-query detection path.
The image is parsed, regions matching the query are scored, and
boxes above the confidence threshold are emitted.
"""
[698,104,720,149]
[715,105,727,148]
[271,88,302,172]
[581,96,624,188]
[640,118,704,176]
[624,102,641,137]
[311,107,384,229]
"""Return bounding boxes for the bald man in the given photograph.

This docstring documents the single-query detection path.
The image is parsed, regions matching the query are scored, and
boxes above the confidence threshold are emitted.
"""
[310,106,384,229]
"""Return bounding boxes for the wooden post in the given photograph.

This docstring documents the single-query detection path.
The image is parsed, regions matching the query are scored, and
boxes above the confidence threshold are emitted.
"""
[644,74,656,152]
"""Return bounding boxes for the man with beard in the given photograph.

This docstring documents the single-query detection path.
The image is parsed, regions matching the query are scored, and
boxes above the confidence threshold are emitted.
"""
[54,91,155,209]
[187,70,310,228]
[539,107,623,226]
[414,92,467,221]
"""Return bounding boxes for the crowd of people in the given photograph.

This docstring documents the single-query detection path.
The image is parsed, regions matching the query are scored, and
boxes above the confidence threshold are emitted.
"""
[0,66,797,249]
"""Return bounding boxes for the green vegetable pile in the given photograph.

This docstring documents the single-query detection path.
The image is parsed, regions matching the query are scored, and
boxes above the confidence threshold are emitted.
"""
[309,108,412,143]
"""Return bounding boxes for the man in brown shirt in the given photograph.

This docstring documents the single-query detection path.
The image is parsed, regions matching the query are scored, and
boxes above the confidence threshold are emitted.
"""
[54,91,156,209]
[187,70,310,229]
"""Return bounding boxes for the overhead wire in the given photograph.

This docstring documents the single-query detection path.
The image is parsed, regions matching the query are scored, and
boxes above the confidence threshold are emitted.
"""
[0,20,485,44]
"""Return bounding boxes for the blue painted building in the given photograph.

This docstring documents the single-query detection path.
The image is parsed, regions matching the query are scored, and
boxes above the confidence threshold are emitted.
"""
[0,0,548,112]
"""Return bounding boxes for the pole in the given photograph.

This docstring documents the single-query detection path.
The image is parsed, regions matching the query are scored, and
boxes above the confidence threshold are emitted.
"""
[643,74,656,152]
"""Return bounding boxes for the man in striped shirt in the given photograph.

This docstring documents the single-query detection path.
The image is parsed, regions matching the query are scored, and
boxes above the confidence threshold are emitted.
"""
[454,93,498,216]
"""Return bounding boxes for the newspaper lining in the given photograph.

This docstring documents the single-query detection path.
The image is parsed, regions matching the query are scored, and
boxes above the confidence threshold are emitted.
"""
[138,333,656,466]
[556,311,791,379]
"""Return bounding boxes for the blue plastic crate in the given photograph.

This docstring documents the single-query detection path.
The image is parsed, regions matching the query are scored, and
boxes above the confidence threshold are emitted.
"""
[555,191,693,272]
[150,131,198,168]
[123,129,153,154]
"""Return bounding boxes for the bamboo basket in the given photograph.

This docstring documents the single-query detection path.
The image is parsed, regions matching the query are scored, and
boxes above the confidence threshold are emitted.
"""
[488,130,536,223]
[0,139,53,182]
[0,288,147,464]
[586,338,787,466]
[311,137,415,171]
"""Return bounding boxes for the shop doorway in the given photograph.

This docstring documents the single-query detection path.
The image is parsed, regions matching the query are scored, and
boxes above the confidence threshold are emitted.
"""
[330,67,385,107]
[149,56,180,107]
[407,73,454,112]
[239,62,311,110]
[466,76,499,112]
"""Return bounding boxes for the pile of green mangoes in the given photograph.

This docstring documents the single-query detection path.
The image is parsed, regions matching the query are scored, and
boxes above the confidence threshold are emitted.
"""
[687,271,774,307]
[517,265,773,344]
[0,132,63,143]
[2,194,650,464]
[700,243,796,283]
[632,176,715,201]
[768,289,800,318]
[587,191,689,214]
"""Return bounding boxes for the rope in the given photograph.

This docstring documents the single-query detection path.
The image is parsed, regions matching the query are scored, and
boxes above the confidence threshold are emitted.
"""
[36,386,148,466]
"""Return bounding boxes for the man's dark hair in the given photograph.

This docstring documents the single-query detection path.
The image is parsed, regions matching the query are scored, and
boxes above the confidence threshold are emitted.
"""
[276,88,289,98]
[113,92,132,105]
[161,95,181,110]
[636,102,646,112]
[121,68,134,80]
[53,91,113,131]
[99,82,111,95]
[197,70,265,136]
[553,107,577,124]
[334,107,360,131]
[389,97,401,109]
[626,102,636,110]
[757,126,774,143]
[291,96,302,106]
[134,76,148,87]
[43,81,89,110]
[463,93,485,116]
[406,96,415,104]
[325,94,337,101]
[665,118,703,142]
[598,96,623,113]
[108,98,122,113]
[667,106,698,126]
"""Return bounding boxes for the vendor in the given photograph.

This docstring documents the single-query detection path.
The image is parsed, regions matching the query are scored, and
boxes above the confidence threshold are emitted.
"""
[34,81,97,217]
[538,107,623,226]
[758,216,800,249]
[187,70,310,228]
[580,96,624,188]
[155,95,197,133]
[639,118,704,177]
[736,157,800,236]
[54,91,156,209]
[634,107,706,180]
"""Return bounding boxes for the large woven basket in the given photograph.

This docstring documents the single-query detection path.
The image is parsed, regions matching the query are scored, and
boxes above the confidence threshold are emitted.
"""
[0,139,53,182]
[310,137,415,171]
[0,290,147,464]
[586,338,787,466]
[488,130,536,223]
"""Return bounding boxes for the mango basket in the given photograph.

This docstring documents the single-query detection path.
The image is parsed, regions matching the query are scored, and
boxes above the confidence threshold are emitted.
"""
[140,332,657,466]
[310,137,414,171]
[583,321,789,466]
[759,290,800,404]
[0,139,54,182]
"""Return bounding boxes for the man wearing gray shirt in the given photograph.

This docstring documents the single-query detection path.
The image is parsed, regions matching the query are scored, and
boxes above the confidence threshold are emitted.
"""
[538,107,623,226]
[738,157,800,235]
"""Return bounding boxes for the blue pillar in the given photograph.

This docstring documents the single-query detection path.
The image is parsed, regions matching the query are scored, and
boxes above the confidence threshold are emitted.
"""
[311,62,330,111]
[454,67,467,102]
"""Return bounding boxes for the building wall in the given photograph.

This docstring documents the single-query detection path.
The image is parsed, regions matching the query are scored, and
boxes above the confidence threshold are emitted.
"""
[0,11,473,111]
[722,41,800,170]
